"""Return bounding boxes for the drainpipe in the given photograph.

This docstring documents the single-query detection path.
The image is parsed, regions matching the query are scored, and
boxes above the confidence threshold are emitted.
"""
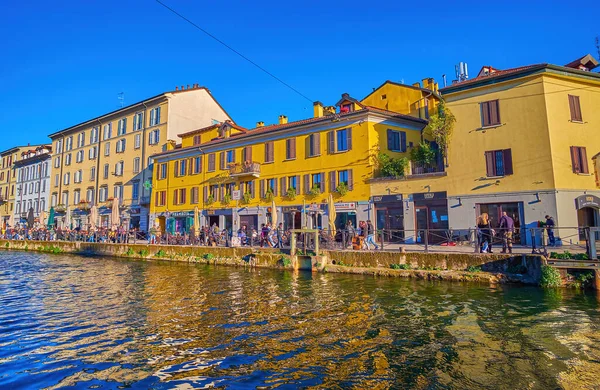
[198,147,206,226]
[141,102,149,230]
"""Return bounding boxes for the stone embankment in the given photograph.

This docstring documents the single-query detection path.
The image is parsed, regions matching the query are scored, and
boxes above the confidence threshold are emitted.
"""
[0,239,544,285]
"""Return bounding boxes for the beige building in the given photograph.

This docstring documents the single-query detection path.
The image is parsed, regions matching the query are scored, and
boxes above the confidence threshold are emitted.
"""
[48,84,232,231]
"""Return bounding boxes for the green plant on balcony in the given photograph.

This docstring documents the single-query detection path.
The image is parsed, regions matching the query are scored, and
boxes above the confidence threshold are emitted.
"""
[424,101,455,159]
[206,194,215,205]
[242,192,251,204]
[264,188,274,201]
[286,187,297,200]
[377,153,408,178]
[309,185,320,197]
[54,204,66,213]
[336,182,349,196]
[221,193,232,205]
[410,142,437,165]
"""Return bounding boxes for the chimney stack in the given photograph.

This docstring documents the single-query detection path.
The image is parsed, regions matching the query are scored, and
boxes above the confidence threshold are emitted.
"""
[187,84,190,89]
[256,121,264,128]
[324,106,336,115]
[313,101,324,118]
[181,85,184,90]
[175,86,178,90]
[278,115,288,125]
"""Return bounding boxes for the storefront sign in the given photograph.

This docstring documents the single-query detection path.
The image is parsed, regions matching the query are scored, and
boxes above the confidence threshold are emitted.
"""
[232,190,241,200]
[169,211,194,217]
[282,207,300,213]
[371,194,403,203]
[335,202,356,211]
[576,194,600,209]
[412,191,447,201]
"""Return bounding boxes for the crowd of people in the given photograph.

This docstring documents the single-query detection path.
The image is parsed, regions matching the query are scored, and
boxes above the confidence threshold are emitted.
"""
[0,225,132,243]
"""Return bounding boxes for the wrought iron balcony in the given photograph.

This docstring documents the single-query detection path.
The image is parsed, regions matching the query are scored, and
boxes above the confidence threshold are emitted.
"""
[229,162,261,178]
[410,160,445,176]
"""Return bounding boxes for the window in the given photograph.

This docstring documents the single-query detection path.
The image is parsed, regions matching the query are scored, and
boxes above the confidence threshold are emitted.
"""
[62,191,69,205]
[117,118,127,135]
[56,139,63,154]
[286,138,296,160]
[89,146,97,160]
[116,139,126,153]
[387,129,406,152]
[264,142,274,163]
[150,107,161,126]
[570,146,589,174]
[29,182,33,193]
[568,95,582,122]
[103,164,109,179]
[115,161,124,176]
[133,112,143,131]
[65,153,72,166]
[175,159,187,177]
[226,150,235,164]
[134,134,141,149]
[86,188,94,203]
[193,135,201,146]
[90,127,99,143]
[53,156,60,168]
[328,128,352,153]
[133,157,140,174]
[312,173,322,190]
[54,174,59,187]
[73,190,80,205]
[99,186,108,202]
[66,136,73,151]
[191,156,201,174]
[155,191,166,207]
[77,132,85,148]
[158,163,167,180]
[132,182,139,200]
[485,149,513,177]
[208,153,216,172]
[74,170,82,183]
[114,184,123,200]
[338,170,349,186]
[308,133,320,157]
[51,193,57,207]
[76,150,84,163]
[267,178,276,192]
[288,176,297,190]
[480,100,501,127]
[90,166,96,181]
[103,123,112,140]
[104,142,110,156]
[173,188,186,205]
[149,129,160,145]
[63,173,70,185]
[191,187,199,204]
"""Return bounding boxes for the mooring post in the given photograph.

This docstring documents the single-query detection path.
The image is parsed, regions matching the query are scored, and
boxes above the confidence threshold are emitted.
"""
[595,269,600,291]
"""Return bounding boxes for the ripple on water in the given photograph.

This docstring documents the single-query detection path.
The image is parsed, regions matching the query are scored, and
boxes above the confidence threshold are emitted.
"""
[1,251,600,389]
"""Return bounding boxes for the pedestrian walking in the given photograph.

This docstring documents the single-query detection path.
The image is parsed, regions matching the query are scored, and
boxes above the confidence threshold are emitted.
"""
[365,220,379,250]
[545,215,556,246]
[498,211,515,253]
[345,220,355,249]
[477,213,493,253]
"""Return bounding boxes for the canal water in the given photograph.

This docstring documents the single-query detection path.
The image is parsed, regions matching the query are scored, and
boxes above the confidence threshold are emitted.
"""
[1,252,600,389]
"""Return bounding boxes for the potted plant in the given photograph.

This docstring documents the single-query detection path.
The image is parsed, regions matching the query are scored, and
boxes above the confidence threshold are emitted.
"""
[336,182,349,196]
[206,194,215,205]
[286,187,297,200]
[410,143,437,174]
[309,185,320,197]
[222,192,232,205]
[77,200,91,211]
[264,188,274,201]
[242,192,251,204]
[55,204,66,213]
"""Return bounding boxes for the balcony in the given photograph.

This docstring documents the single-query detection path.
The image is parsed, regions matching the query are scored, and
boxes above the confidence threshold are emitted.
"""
[229,162,261,178]
[410,159,445,176]
[140,196,151,205]
[0,196,5,205]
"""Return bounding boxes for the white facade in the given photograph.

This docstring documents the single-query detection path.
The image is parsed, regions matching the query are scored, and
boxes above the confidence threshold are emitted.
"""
[13,146,52,223]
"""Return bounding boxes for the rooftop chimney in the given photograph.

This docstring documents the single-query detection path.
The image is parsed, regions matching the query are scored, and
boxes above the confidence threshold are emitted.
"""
[181,85,184,90]
[256,121,264,128]
[278,115,288,125]
[175,86,179,90]
[324,106,336,115]
[313,101,324,118]
[187,84,190,89]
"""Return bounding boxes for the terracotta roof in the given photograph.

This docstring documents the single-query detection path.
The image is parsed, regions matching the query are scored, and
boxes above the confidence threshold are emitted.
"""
[153,107,426,159]
[443,64,546,90]
[178,120,248,138]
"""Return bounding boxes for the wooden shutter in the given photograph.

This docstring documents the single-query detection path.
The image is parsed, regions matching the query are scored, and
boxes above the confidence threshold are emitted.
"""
[232,149,236,163]
[569,95,582,122]
[320,172,325,193]
[173,189,178,205]
[295,175,300,191]
[387,129,394,150]
[571,146,581,173]
[580,147,589,174]
[490,100,500,125]
[400,131,407,152]
[280,177,286,196]
[288,138,296,159]
[304,174,310,194]
[174,161,179,177]
[485,151,495,177]
[481,102,490,127]
[328,131,335,154]
[313,133,320,156]
[260,179,265,198]
[182,189,186,204]
[329,171,336,192]
[155,192,159,207]
[203,186,208,202]
[219,152,225,170]
[208,153,215,171]
[348,169,354,190]
[347,128,352,151]
[273,177,278,195]
[503,149,513,175]
[250,180,256,198]
[244,146,252,162]
[269,142,274,162]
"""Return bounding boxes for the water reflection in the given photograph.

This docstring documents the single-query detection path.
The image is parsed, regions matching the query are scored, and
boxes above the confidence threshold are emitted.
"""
[0,252,599,389]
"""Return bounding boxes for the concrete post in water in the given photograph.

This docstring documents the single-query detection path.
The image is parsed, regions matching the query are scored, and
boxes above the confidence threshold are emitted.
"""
[594,269,600,291]
[424,229,429,253]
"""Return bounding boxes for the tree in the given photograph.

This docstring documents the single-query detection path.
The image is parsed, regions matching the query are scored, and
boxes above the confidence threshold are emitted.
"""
[377,153,409,178]
[424,102,455,161]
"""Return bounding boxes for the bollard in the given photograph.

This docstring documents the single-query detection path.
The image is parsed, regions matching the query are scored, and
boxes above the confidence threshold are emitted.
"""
[424,229,429,253]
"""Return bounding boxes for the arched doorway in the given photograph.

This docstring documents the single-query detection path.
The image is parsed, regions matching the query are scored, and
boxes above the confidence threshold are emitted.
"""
[575,195,600,240]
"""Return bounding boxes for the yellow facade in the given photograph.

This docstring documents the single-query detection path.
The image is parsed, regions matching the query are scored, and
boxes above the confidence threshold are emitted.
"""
[48,85,231,230]
[0,147,20,225]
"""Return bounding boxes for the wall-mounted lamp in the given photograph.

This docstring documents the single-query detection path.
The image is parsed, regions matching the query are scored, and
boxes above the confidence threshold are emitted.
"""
[535,193,540,202]
[457,197,462,206]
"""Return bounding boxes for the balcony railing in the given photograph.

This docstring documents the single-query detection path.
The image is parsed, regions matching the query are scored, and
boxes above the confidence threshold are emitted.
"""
[229,162,261,178]
[0,196,5,204]
[139,196,151,205]
[410,159,445,176]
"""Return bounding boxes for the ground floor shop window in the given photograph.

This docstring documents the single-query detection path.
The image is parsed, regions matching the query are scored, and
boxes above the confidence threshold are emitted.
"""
[477,202,523,244]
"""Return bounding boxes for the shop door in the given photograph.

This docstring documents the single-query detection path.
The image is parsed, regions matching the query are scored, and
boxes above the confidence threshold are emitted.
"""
[478,202,523,244]
[415,205,448,244]
[577,207,598,240]
[208,216,219,228]
[415,206,429,243]
[239,215,257,230]
[377,208,404,242]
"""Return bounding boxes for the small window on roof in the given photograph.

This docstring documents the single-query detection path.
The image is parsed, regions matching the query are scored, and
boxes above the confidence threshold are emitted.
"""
[381,94,387,100]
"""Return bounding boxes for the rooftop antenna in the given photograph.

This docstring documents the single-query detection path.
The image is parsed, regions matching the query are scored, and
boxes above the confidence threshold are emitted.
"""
[455,62,469,82]
[117,92,125,108]
[596,36,600,60]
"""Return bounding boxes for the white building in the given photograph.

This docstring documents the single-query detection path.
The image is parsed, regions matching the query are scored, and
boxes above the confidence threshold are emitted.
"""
[14,145,52,224]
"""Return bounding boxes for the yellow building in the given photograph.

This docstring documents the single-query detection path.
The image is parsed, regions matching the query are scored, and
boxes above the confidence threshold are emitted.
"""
[48,84,232,231]
[370,54,600,244]
[150,84,439,233]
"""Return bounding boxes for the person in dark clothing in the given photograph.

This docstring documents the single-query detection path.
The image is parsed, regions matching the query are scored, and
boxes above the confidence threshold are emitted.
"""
[498,211,515,253]
[276,223,284,249]
[345,220,356,249]
[477,213,493,253]
[545,215,556,246]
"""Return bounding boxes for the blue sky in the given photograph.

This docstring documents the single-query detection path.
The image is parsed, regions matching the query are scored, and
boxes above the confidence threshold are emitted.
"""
[1,0,598,148]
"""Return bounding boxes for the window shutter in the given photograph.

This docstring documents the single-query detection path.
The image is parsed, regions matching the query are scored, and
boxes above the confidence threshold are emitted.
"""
[503,149,513,175]
[481,102,490,127]
[208,153,215,171]
[320,172,325,193]
[203,186,208,202]
[580,147,589,174]
[387,129,393,150]
[313,133,320,155]
[250,180,256,198]
[571,146,581,173]
[290,138,296,159]
[490,100,500,125]
[269,142,274,162]
[401,131,407,152]
[174,161,179,177]
[173,189,178,205]
[569,95,582,122]
[232,149,236,163]
[280,177,286,196]
[219,152,225,170]
[348,169,354,190]
[485,151,495,177]
[244,146,252,162]
[260,179,265,198]
[328,131,335,154]
[347,128,352,151]
[182,189,186,204]
[329,171,336,192]
[304,174,310,194]
[273,178,278,195]
[155,192,159,207]
[295,175,300,191]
